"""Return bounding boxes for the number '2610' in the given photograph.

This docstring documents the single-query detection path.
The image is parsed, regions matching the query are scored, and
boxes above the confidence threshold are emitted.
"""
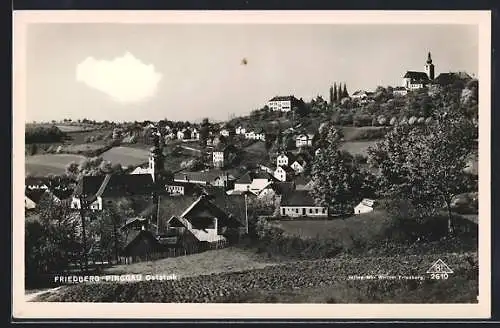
[430,273,449,280]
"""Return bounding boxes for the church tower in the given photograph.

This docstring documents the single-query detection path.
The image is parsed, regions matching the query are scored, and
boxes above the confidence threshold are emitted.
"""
[425,52,435,80]
[148,128,164,183]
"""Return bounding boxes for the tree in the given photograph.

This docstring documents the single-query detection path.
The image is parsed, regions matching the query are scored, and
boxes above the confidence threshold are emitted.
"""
[329,85,335,105]
[368,111,476,234]
[333,83,338,103]
[199,118,210,148]
[310,128,376,215]
[65,161,79,178]
[343,83,349,98]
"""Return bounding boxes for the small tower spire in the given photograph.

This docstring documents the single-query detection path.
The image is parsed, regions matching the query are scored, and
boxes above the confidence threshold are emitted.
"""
[427,52,432,64]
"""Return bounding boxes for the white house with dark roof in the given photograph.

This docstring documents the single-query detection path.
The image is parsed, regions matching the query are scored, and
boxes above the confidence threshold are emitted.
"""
[393,86,408,97]
[235,126,247,135]
[354,198,377,215]
[276,152,294,167]
[295,133,314,148]
[280,190,328,218]
[267,95,300,112]
[290,156,307,174]
[274,165,295,182]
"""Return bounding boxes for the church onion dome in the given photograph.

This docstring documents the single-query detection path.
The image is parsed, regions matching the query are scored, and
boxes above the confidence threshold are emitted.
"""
[426,52,433,64]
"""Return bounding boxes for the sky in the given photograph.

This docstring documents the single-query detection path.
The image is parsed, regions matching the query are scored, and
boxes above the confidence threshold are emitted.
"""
[25,24,478,123]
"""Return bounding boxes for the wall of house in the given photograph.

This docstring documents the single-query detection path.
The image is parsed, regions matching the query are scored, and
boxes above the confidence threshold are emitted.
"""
[354,205,373,215]
[165,185,185,195]
[274,169,287,182]
[291,162,304,173]
[277,156,289,166]
[280,206,328,217]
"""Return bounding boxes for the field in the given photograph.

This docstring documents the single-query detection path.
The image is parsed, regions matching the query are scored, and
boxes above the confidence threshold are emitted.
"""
[25,154,86,176]
[100,146,150,167]
[270,212,392,243]
[104,247,281,279]
[340,126,387,142]
[34,251,478,303]
[340,140,379,156]
[55,125,96,133]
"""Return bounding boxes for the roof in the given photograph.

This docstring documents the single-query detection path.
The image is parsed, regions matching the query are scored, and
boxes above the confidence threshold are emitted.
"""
[280,190,319,207]
[123,229,159,253]
[74,173,155,199]
[276,165,296,174]
[174,170,229,183]
[25,189,48,204]
[269,95,298,102]
[352,90,367,96]
[235,171,273,184]
[272,181,295,195]
[50,187,74,200]
[433,72,473,85]
[25,177,50,187]
[294,175,311,186]
[357,198,376,207]
[403,71,430,82]
[278,151,295,160]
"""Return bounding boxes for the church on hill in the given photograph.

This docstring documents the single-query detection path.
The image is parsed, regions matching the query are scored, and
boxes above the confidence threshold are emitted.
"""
[402,52,435,90]
[401,52,474,91]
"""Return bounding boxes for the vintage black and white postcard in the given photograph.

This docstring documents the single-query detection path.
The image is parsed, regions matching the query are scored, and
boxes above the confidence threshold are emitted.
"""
[13,10,491,319]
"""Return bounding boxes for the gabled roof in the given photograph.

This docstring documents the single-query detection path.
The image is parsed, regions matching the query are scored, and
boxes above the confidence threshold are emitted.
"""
[25,189,48,204]
[294,175,311,187]
[235,171,274,184]
[277,151,295,161]
[433,72,473,85]
[403,71,430,81]
[269,95,298,102]
[276,165,296,174]
[74,173,155,200]
[280,190,318,207]
[273,182,295,195]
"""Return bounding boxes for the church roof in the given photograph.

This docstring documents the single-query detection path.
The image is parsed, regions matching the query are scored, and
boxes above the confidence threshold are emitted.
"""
[403,71,430,82]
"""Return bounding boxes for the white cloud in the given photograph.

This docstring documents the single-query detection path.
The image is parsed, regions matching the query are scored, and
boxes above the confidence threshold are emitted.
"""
[76,52,162,103]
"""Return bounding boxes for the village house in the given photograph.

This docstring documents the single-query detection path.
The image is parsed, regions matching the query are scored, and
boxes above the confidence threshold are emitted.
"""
[235,125,247,135]
[267,95,300,112]
[164,181,203,196]
[212,144,236,168]
[25,189,50,210]
[294,175,313,191]
[295,133,314,148]
[191,127,200,140]
[350,90,369,100]
[354,198,377,215]
[173,170,235,190]
[70,173,155,211]
[274,165,296,182]
[393,86,408,97]
[233,171,275,194]
[276,151,295,167]
[290,154,308,174]
[279,190,328,218]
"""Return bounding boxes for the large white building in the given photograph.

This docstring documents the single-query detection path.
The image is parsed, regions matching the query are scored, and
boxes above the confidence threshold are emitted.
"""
[267,95,300,112]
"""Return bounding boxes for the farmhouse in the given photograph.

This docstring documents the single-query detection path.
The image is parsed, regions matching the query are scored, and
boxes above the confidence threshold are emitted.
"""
[25,189,49,210]
[279,190,328,218]
[350,90,369,100]
[290,154,308,174]
[235,125,247,135]
[295,133,314,148]
[274,165,295,182]
[71,173,155,211]
[267,95,300,112]
[276,151,295,167]
[393,86,408,97]
[354,198,377,215]
[234,171,275,194]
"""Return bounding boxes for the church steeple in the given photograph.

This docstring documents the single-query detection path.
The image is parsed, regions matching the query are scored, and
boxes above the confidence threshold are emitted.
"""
[425,51,435,80]
[148,128,164,183]
[426,52,433,64]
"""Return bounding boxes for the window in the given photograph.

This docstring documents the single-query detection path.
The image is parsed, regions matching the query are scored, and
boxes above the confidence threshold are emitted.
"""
[295,208,299,214]
[282,208,285,215]
[309,208,313,213]
[315,208,319,214]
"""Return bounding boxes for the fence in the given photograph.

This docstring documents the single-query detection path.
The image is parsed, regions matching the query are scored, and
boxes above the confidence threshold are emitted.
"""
[119,239,229,265]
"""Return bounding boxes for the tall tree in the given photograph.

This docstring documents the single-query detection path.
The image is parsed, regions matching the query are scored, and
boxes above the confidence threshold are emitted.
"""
[333,82,338,103]
[337,83,343,100]
[368,111,476,234]
[310,127,376,215]
[343,83,349,98]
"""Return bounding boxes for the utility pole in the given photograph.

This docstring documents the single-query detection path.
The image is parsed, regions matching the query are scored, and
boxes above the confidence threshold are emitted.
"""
[79,198,88,273]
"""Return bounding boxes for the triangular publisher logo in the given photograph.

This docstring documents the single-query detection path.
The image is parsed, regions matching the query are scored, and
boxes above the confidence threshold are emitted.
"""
[426,259,454,274]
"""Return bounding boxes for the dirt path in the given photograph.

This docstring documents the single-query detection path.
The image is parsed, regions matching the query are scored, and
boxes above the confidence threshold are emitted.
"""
[25,287,64,302]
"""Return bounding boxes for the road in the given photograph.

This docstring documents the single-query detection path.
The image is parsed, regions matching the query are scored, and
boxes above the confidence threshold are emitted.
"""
[25,286,63,302]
